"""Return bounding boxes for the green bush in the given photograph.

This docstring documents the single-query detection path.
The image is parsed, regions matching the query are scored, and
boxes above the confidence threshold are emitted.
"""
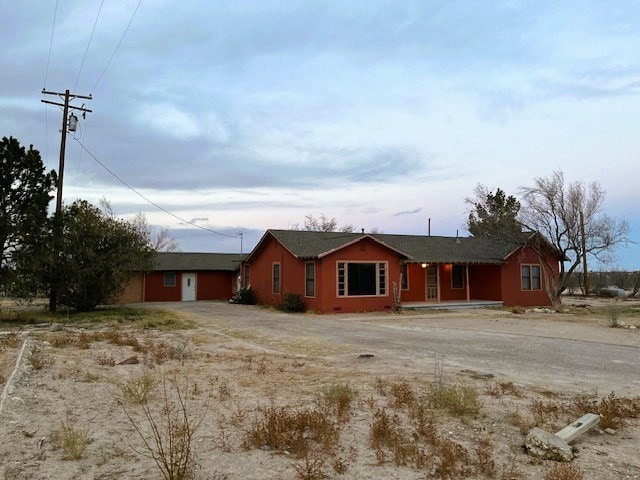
[232,287,257,305]
[279,293,306,313]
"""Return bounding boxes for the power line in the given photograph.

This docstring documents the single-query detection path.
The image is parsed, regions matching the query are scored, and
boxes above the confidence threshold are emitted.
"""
[72,138,238,239]
[91,0,144,94]
[74,0,105,91]
[43,0,59,89]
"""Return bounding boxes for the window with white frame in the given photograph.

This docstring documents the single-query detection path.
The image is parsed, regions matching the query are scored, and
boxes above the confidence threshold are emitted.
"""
[521,264,541,290]
[305,262,315,297]
[337,261,387,297]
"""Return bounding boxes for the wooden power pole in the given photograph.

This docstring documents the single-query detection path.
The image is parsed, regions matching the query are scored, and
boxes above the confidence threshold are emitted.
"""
[41,89,93,312]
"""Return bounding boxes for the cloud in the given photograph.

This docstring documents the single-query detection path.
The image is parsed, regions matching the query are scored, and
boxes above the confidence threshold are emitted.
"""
[393,207,423,217]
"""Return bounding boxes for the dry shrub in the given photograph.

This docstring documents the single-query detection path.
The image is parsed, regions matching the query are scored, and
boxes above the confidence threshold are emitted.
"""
[374,377,388,395]
[120,375,210,480]
[0,332,21,348]
[121,370,156,404]
[294,453,327,480]
[530,398,563,425]
[570,392,640,429]
[428,381,480,416]
[248,406,338,458]
[506,410,536,435]
[499,381,523,397]
[369,408,400,451]
[409,403,438,446]
[95,352,116,366]
[474,434,495,477]
[29,348,49,370]
[318,383,357,422]
[51,421,91,460]
[499,457,524,479]
[434,437,470,479]
[389,380,416,409]
[485,381,523,397]
[543,462,584,480]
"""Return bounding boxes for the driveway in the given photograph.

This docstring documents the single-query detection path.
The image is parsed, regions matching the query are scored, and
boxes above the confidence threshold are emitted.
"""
[146,301,640,395]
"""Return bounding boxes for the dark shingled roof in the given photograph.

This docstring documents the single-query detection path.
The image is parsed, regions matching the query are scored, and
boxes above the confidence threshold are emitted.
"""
[260,230,521,264]
[153,252,241,271]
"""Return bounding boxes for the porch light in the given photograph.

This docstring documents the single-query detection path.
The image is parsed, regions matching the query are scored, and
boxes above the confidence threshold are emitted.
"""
[421,262,427,268]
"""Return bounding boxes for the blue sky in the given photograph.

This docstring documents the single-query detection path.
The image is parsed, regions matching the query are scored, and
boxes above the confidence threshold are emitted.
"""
[1,1,638,268]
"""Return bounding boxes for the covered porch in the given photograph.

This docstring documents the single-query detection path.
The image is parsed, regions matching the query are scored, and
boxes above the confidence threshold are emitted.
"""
[400,261,503,305]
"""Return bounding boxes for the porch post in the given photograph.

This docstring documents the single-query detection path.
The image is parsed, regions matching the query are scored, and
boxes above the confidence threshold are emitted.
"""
[465,264,470,302]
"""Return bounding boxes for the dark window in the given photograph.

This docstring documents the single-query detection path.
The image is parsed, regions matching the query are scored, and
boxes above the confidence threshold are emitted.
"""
[164,272,176,287]
[243,265,250,288]
[305,262,315,297]
[272,263,280,294]
[452,265,465,289]
[337,262,387,296]
[521,265,541,291]
[400,264,408,290]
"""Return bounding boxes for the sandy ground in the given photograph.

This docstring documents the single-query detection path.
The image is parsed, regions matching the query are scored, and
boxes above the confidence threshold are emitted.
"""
[0,297,638,479]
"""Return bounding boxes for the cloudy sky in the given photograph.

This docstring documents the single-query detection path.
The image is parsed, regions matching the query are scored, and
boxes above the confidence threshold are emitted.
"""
[2,1,639,267]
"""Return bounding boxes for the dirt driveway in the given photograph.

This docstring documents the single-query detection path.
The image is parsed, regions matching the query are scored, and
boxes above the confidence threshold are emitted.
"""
[151,300,640,395]
[1,298,638,479]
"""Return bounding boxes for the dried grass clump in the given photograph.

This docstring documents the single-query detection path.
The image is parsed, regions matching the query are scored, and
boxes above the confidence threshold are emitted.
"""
[543,462,584,480]
[570,392,640,429]
[428,381,480,416]
[51,422,91,460]
[248,406,338,458]
[121,370,156,404]
[318,383,357,422]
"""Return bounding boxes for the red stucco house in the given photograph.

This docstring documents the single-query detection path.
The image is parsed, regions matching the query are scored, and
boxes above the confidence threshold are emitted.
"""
[242,229,562,313]
[117,252,241,303]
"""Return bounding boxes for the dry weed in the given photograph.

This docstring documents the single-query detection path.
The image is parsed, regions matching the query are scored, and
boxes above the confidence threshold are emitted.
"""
[543,462,584,480]
[318,383,357,422]
[294,453,327,480]
[121,370,156,404]
[50,421,91,460]
[249,406,338,458]
[120,375,210,480]
[428,381,480,416]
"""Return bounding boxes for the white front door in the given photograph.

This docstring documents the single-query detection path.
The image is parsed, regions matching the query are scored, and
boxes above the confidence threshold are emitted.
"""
[181,273,196,301]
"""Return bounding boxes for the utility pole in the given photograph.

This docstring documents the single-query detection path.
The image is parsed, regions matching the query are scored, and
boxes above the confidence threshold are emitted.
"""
[41,89,93,312]
[580,211,589,297]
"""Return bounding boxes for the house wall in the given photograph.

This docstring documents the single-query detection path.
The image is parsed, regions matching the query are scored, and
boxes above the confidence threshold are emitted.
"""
[145,271,181,302]
[115,273,144,304]
[196,271,235,300]
[469,265,503,300]
[400,264,427,302]
[247,234,301,308]
[500,246,558,307]
[439,264,467,301]
[247,235,402,313]
[318,238,402,313]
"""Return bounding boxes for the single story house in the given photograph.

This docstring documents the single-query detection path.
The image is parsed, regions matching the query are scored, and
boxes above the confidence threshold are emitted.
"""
[117,252,241,303]
[242,229,562,313]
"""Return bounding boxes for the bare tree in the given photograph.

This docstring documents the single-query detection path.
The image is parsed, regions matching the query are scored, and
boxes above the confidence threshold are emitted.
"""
[303,214,355,233]
[99,198,179,252]
[519,170,630,307]
[131,212,180,252]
